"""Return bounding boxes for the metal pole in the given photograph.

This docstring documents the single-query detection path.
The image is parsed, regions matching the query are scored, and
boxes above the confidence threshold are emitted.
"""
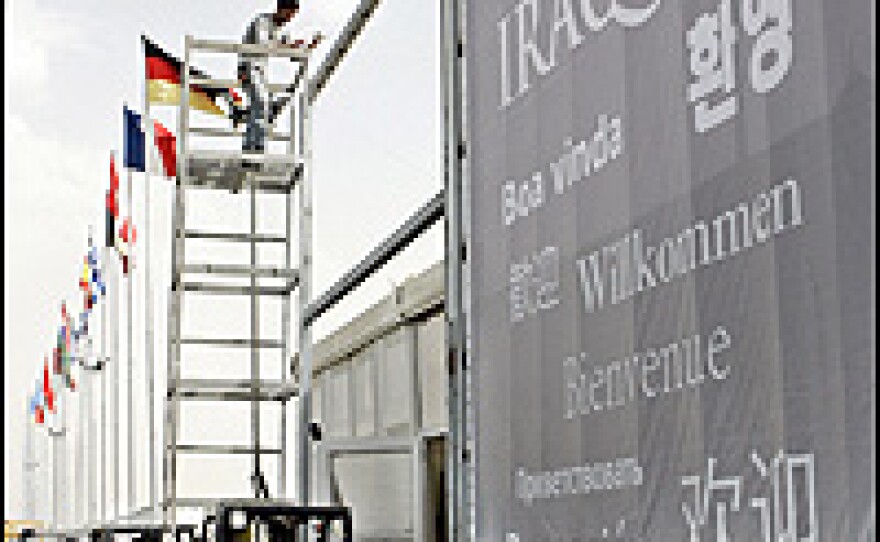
[297,74,313,509]
[143,67,158,521]
[440,0,456,538]
[100,256,108,523]
[85,232,98,528]
[164,139,177,530]
[414,438,425,542]
[24,405,35,520]
[165,34,192,532]
[77,360,84,528]
[41,422,48,523]
[164,129,177,531]
[280,95,296,499]
[127,157,136,515]
[52,429,57,530]
[24,408,30,519]
[250,126,261,497]
[42,424,48,523]
[49,388,66,531]
[82,231,92,529]
[61,390,67,532]
[86,364,94,527]
[112,185,121,521]
[441,0,469,540]
[306,0,382,103]
[38,426,43,524]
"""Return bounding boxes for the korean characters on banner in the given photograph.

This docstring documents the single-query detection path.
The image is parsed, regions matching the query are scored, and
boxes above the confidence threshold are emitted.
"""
[686,0,793,133]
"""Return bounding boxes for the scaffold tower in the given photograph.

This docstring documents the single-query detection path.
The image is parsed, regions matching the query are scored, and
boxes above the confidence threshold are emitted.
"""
[163,35,313,531]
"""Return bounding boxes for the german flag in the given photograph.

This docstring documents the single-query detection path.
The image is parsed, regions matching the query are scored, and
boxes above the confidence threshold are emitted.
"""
[143,35,240,116]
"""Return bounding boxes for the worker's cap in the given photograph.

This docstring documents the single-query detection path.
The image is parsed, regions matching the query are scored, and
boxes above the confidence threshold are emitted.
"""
[278,0,300,10]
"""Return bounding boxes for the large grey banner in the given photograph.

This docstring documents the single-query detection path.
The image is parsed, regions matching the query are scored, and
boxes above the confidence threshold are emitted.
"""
[466,0,875,540]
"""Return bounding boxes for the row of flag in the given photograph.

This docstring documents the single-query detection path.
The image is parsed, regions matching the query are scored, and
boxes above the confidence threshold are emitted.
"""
[29,236,107,425]
[27,33,235,426]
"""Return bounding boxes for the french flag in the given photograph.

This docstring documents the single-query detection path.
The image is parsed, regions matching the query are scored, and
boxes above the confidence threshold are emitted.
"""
[123,105,176,178]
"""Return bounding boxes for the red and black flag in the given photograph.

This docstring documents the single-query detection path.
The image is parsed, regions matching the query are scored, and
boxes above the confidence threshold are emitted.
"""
[43,358,55,413]
[117,216,137,275]
[142,34,242,117]
[106,154,119,248]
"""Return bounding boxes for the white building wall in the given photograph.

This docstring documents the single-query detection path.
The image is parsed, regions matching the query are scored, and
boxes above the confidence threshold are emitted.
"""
[307,261,446,540]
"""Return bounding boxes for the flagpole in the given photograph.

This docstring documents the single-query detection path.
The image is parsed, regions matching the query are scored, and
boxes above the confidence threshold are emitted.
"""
[51,425,57,530]
[89,337,96,525]
[23,406,29,519]
[86,229,97,527]
[49,383,65,531]
[126,145,136,516]
[81,317,90,529]
[143,43,158,518]
[112,208,120,521]
[105,151,120,523]
[61,387,67,531]
[100,249,108,523]
[40,421,46,522]
[76,354,84,528]
[24,404,35,520]
[73,304,83,529]
[59,313,70,531]
[50,369,56,529]
[84,359,93,528]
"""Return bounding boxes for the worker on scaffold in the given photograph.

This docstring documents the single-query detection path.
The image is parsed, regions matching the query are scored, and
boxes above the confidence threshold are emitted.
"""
[235,0,323,157]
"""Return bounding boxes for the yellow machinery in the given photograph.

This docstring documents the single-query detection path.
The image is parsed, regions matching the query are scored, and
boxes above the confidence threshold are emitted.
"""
[4,520,44,541]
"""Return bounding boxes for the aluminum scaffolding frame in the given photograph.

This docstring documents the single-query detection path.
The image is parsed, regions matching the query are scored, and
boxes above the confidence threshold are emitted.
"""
[162,36,313,532]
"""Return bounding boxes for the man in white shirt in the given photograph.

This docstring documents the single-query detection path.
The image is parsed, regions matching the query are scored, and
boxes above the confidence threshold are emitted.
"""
[237,0,322,154]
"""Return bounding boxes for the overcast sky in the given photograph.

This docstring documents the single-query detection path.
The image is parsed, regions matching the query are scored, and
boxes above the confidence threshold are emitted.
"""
[5,0,443,520]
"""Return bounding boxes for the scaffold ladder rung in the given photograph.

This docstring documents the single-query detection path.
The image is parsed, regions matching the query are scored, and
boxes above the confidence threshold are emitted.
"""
[182,176,297,195]
[175,337,284,348]
[175,378,296,389]
[178,282,294,296]
[186,149,303,166]
[181,264,299,279]
[172,379,298,401]
[188,126,292,141]
[183,230,287,243]
[173,444,283,455]
[172,389,297,401]
[188,76,292,95]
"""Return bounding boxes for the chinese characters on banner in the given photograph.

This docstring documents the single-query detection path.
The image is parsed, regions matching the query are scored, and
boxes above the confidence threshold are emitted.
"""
[682,452,818,542]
